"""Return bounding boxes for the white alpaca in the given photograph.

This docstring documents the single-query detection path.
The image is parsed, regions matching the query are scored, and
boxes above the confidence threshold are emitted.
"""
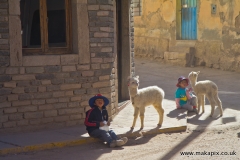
[127,76,165,129]
[188,71,223,117]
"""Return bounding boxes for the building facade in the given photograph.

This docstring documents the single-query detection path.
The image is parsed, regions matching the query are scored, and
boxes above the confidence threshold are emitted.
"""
[0,0,134,133]
[134,0,240,71]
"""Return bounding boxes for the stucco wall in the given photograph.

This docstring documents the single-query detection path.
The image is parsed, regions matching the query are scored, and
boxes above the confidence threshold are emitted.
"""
[196,0,240,71]
[134,0,175,59]
[134,0,240,72]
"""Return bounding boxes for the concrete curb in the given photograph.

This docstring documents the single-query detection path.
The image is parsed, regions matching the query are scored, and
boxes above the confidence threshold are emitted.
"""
[0,125,186,155]
[0,137,98,155]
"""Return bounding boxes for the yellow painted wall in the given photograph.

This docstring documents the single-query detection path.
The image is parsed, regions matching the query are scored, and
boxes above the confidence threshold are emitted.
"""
[196,0,240,71]
[198,0,240,40]
[134,0,176,59]
[134,0,240,72]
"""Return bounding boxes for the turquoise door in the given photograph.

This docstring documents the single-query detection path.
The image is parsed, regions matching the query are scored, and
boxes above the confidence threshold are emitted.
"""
[181,0,197,40]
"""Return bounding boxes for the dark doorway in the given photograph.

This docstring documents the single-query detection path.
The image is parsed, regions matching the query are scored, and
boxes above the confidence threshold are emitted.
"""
[117,0,131,102]
[116,0,123,102]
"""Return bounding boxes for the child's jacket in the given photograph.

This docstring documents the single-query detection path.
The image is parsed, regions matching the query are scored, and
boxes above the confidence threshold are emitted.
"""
[175,87,193,107]
[84,105,108,134]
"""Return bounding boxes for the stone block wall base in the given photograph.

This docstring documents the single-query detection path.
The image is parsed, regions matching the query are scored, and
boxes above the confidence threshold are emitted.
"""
[164,52,189,67]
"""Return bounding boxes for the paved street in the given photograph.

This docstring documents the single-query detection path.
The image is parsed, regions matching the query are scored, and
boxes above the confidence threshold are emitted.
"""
[1,57,240,160]
[134,57,240,131]
[1,124,239,160]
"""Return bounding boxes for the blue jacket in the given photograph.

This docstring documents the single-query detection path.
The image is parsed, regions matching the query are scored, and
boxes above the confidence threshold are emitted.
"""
[84,105,108,134]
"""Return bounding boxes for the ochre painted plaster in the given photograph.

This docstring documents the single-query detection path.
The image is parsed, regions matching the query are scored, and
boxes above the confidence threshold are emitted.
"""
[134,0,240,72]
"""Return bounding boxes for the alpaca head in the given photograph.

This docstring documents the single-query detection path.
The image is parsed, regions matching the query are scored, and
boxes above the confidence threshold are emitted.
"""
[188,71,200,83]
[127,76,139,89]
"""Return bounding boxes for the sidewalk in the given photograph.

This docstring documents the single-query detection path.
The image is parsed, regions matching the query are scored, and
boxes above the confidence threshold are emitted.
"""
[1,57,240,155]
[0,100,187,155]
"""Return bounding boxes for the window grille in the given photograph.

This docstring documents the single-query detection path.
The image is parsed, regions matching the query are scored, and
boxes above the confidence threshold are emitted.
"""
[132,0,142,16]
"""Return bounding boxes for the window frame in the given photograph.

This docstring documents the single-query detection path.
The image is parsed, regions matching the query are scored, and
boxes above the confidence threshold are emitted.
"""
[22,0,72,55]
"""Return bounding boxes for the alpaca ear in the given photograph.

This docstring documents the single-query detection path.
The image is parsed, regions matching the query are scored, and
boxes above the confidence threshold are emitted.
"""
[189,71,193,76]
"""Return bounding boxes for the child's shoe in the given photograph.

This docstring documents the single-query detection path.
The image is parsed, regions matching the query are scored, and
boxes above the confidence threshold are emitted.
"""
[192,107,198,114]
[120,137,128,144]
[116,139,125,147]
[109,140,116,148]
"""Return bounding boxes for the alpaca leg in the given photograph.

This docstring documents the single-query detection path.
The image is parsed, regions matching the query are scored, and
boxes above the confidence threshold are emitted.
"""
[214,94,223,116]
[197,95,202,114]
[201,95,205,113]
[153,104,164,127]
[139,108,145,129]
[206,94,215,117]
[131,107,139,129]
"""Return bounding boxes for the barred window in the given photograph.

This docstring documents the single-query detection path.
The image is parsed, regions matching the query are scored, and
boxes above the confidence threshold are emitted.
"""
[132,0,142,16]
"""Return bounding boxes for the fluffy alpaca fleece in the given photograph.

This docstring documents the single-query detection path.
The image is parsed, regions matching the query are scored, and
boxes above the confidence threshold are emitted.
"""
[127,76,165,129]
[188,71,223,117]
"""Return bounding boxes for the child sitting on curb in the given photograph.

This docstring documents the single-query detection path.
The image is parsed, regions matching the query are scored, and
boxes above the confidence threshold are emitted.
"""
[175,76,198,114]
[85,94,128,148]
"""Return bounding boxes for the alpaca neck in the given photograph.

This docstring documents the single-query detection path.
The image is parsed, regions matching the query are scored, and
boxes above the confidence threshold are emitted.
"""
[129,87,138,97]
[190,80,197,88]
[129,87,138,104]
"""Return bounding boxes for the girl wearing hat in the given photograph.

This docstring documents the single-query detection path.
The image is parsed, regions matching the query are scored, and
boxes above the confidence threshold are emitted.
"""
[175,76,198,114]
[84,94,128,148]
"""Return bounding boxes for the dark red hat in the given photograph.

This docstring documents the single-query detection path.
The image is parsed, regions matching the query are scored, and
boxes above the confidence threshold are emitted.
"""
[88,94,109,108]
[176,76,189,87]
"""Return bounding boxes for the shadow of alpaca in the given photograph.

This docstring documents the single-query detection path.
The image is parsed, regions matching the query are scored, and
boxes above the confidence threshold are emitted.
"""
[186,112,222,126]
[123,124,188,147]
[123,125,163,137]
[123,134,158,147]
[123,126,162,146]
[166,108,188,120]
[123,124,184,139]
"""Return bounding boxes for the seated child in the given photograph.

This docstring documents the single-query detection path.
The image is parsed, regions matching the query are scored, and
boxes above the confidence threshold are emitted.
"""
[85,94,128,148]
[175,76,198,114]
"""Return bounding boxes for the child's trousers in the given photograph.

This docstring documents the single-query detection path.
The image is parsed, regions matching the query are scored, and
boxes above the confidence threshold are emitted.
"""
[89,129,118,144]
[181,95,197,111]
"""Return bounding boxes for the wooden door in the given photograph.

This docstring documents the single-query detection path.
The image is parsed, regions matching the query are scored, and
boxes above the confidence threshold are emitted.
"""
[181,0,197,40]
